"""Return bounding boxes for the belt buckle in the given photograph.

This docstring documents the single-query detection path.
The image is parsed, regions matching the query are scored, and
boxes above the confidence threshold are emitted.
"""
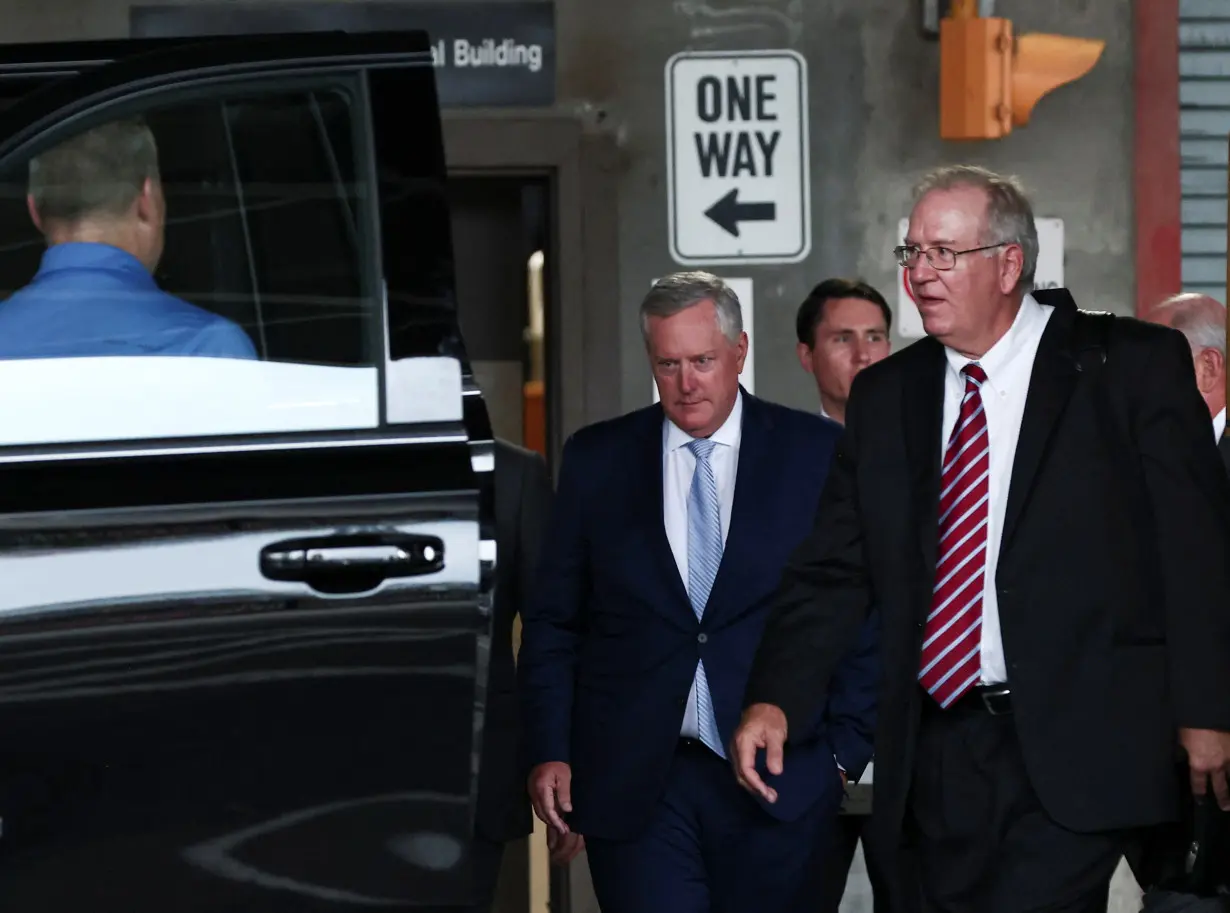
[979,686,1012,716]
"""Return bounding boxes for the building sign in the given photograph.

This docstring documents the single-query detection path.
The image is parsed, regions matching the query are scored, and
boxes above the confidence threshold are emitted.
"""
[895,217,1066,338]
[130,1,555,108]
[650,278,755,401]
[666,51,810,267]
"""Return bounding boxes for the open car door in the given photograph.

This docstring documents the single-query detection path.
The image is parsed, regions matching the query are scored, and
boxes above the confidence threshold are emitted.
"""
[0,31,496,911]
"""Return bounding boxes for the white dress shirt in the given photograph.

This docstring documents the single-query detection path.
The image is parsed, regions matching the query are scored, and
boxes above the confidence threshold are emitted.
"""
[663,391,743,738]
[1214,407,1226,442]
[940,294,1054,685]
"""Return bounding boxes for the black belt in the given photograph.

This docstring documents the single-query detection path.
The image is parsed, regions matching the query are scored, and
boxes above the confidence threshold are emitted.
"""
[926,683,1013,716]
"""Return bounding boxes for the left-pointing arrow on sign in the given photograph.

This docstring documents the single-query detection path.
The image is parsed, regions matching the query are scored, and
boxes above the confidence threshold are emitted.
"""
[704,188,776,237]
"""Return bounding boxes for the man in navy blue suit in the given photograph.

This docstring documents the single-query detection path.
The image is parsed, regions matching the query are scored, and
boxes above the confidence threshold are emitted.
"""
[518,271,879,912]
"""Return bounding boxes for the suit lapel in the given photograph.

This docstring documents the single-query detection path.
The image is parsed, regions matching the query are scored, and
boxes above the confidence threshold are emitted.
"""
[1219,433,1230,477]
[903,341,947,582]
[998,293,1080,559]
[705,390,770,621]
[637,405,691,611]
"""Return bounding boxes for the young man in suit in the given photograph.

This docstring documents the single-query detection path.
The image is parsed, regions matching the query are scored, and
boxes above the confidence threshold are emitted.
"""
[796,278,894,913]
[734,166,1230,913]
[518,271,879,913]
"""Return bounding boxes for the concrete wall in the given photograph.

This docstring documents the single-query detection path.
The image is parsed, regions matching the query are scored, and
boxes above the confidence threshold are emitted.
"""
[0,0,1135,414]
[550,0,1136,414]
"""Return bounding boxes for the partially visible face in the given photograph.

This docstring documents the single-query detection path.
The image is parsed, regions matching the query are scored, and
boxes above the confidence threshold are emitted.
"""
[1186,343,1226,409]
[1148,301,1226,411]
[905,185,1022,352]
[797,296,891,406]
[647,299,747,438]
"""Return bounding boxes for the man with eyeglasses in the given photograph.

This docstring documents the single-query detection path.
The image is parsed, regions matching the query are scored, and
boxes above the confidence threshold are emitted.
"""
[733,164,1230,913]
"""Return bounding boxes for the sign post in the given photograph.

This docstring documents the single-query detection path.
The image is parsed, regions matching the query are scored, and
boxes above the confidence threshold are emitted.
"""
[666,51,810,266]
[895,217,1066,338]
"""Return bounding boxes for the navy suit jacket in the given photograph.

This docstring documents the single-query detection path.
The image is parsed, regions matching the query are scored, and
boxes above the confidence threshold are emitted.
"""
[517,391,879,841]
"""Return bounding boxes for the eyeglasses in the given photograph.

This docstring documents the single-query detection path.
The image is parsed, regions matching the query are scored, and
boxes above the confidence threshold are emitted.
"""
[893,242,1007,270]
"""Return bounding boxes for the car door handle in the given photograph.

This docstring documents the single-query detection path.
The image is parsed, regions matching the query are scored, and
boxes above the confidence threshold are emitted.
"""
[260,533,445,593]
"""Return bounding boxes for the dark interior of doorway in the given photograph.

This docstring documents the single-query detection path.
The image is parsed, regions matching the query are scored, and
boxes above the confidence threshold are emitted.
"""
[448,175,553,464]
[448,173,558,913]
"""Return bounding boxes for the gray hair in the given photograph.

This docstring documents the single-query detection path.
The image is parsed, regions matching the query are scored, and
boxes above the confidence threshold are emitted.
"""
[640,271,743,344]
[28,117,160,225]
[913,164,1039,289]
[1152,292,1226,357]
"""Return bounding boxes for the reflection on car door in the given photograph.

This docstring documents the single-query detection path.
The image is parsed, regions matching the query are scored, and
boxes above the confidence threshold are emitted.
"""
[0,31,495,911]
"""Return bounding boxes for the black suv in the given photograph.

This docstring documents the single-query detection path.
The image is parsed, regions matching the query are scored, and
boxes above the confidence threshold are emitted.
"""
[0,31,495,911]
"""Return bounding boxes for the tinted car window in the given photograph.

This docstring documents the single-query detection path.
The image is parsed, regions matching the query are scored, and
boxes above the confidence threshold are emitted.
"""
[0,84,384,447]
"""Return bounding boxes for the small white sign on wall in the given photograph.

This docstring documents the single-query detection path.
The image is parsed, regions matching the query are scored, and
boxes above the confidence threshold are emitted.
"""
[650,277,754,402]
[894,218,1065,339]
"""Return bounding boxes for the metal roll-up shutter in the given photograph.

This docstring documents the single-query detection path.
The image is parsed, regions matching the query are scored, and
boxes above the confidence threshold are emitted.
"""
[1180,0,1230,305]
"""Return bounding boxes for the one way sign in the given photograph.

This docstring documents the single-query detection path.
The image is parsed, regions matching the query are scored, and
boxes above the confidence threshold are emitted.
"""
[666,50,810,266]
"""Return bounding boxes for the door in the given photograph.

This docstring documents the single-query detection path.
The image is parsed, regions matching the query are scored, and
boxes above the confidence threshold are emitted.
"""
[0,31,494,911]
[449,175,551,456]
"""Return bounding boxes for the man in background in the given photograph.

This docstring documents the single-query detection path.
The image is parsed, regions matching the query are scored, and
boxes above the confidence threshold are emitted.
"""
[1149,292,1228,469]
[796,278,893,913]
[1136,291,1230,906]
[796,278,892,425]
[0,117,255,359]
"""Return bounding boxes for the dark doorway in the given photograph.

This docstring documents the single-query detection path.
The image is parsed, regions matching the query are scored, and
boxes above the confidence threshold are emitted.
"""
[448,175,552,459]
[447,175,554,913]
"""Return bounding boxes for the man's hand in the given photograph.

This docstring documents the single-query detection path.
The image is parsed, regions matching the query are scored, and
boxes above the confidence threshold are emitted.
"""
[528,761,574,833]
[547,825,585,865]
[1180,727,1230,810]
[731,702,788,803]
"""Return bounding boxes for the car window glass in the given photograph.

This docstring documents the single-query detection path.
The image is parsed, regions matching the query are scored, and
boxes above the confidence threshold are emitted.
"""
[0,84,383,448]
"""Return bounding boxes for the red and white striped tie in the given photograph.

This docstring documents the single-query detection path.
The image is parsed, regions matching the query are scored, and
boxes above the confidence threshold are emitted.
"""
[918,362,990,708]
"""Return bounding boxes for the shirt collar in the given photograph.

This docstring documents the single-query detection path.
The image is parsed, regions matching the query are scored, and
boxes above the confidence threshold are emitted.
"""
[36,242,157,286]
[664,389,744,452]
[1214,407,1226,443]
[943,292,1047,383]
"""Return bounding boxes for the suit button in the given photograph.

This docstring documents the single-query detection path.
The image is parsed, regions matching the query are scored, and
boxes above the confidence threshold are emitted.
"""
[697,633,708,644]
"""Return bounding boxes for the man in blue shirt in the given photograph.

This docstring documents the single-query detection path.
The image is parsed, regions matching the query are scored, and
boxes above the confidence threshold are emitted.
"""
[0,117,256,359]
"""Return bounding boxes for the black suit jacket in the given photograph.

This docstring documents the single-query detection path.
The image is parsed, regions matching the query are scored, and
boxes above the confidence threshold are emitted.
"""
[745,289,1230,884]
[475,439,551,843]
[1133,426,1230,895]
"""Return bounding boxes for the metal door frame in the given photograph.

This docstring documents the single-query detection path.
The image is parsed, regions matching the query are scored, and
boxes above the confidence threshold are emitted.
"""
[443,108,620,913]
[443,109,622,467]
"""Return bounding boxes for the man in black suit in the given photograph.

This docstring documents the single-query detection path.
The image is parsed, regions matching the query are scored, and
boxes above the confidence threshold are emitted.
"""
[732,164,1230,913]
[1149,292,1229,473]
[462,439,555,913]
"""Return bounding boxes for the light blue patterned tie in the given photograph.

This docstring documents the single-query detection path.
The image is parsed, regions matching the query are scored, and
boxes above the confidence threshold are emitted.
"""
[687,438,725,757]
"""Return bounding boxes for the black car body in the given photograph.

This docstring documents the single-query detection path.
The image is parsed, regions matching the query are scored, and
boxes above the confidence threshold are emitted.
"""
[0,30,496,911]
